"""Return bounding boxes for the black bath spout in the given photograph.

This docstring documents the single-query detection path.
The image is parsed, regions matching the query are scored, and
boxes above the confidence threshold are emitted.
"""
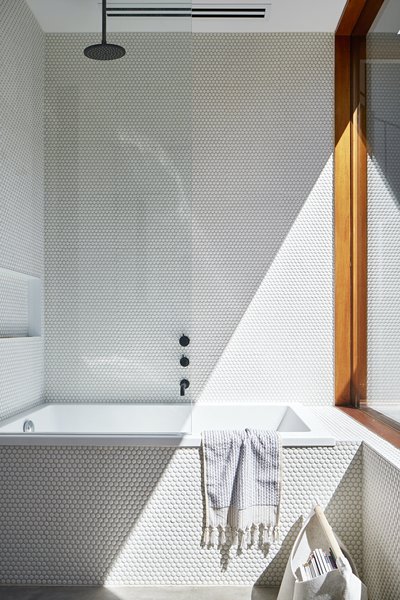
[180,379,190,397]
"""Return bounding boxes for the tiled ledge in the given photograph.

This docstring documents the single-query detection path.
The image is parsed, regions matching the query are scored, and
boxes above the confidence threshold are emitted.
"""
[314,406,400,470]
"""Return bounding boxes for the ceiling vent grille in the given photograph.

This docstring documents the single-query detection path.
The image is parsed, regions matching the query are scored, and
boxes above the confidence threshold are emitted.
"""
[106,3,271,19]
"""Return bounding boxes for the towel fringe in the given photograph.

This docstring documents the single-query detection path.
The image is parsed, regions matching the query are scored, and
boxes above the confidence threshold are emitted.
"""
[203,522,279,549]
[237,529,243,550]
[202,526,209,547]
[218,526,226,547]
[246,528,251,546]
[209,527,217,547]
[273,525,280,542]
[250,525,256,547]
[258,524,273,546]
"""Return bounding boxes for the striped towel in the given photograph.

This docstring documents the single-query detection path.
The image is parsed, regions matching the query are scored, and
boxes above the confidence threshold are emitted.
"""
[201,429,282,549]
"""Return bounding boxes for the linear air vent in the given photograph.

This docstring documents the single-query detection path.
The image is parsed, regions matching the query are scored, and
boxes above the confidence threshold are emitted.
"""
[106,3,270,19]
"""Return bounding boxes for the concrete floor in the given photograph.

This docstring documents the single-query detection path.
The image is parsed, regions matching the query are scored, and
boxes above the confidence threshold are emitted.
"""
[0,587,280,600]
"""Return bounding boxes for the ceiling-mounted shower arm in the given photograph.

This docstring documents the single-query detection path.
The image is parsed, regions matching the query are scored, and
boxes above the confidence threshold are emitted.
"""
[84,0,125,59]
[102,0,107,44]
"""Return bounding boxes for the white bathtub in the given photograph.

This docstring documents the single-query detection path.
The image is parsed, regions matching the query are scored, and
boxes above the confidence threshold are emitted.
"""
[0,403,335,446]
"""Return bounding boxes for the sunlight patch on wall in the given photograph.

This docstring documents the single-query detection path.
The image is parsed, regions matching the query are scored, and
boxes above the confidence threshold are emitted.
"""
[196,156,334,405]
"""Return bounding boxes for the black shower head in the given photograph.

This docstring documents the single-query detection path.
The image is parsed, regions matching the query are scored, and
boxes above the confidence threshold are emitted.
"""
[84,0,125,61]
[84,43,125,61]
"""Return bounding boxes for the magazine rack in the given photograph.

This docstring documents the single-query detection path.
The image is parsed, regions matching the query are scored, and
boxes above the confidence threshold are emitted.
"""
[277,504,367,600]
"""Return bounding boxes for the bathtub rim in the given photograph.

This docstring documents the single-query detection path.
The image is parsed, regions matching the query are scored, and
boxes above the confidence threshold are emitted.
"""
[0,434,336,447]
[0,402,336,447]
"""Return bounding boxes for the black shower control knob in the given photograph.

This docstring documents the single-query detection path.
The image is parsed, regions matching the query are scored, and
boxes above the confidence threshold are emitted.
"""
[179,335,190,347]
[180,356,190,367]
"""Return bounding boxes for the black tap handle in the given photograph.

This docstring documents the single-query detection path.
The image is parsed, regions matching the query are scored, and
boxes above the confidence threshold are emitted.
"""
[179,334,190,347]
[180,356,190,367]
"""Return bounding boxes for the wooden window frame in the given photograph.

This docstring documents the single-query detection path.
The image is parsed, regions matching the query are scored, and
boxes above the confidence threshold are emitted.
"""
[335,1,400,445]
[334,0,385,407]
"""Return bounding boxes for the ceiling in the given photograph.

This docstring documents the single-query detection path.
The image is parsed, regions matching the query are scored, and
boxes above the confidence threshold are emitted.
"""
[26,0,349,34]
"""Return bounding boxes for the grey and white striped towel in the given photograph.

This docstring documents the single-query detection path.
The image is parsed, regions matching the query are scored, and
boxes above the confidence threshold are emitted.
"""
[202,429,281,549]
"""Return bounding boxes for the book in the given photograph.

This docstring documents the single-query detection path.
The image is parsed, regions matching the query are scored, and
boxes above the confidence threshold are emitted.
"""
[315,548,328,574]
[298,548,339,582]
